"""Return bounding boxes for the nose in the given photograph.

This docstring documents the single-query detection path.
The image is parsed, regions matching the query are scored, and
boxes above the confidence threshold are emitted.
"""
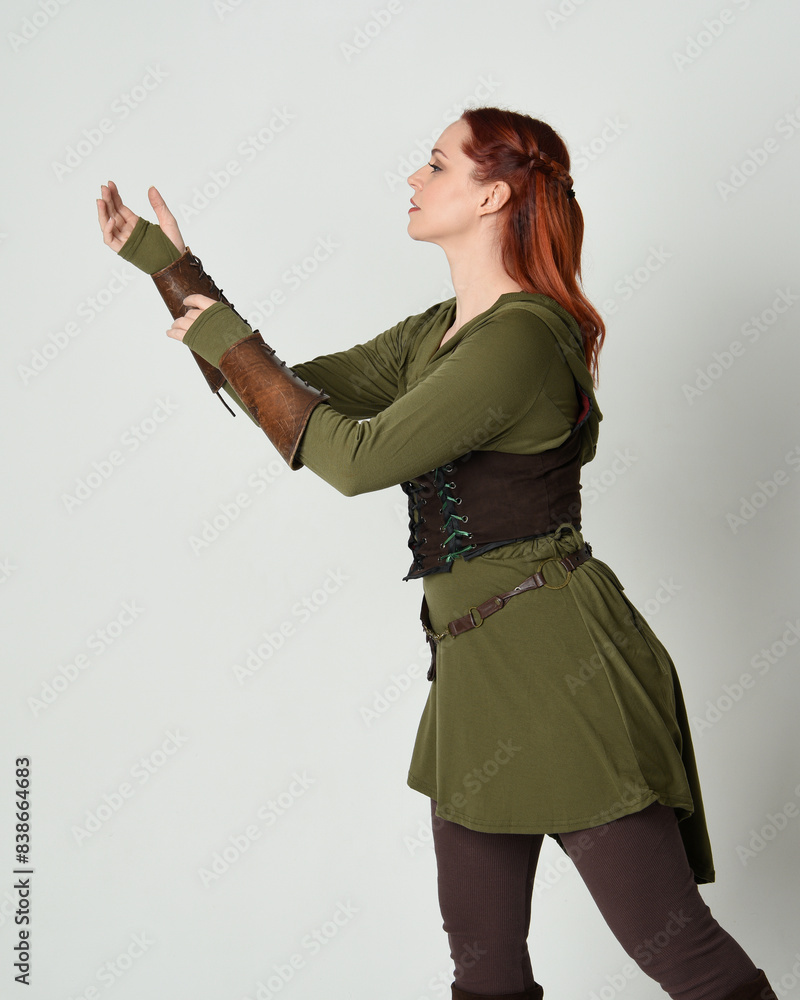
[407,165,425,189]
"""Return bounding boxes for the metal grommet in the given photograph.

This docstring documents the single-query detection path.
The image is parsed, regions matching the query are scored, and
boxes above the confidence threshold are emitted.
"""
[462,515,469,523]
[468,607,484,628]
[454,497,462,505]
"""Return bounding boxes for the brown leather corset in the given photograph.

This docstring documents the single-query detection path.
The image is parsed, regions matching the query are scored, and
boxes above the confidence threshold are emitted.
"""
[400,391,591,581]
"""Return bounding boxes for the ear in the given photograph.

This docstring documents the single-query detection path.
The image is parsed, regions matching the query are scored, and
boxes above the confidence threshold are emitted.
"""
[478,179,512,216]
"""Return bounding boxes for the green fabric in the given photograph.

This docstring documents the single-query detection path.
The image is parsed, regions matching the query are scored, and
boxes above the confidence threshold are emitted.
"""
[182,293,715,882]
[183,301,244,364]
[117,216,182,274]
[182,293,601,491]
[118,228,715,882]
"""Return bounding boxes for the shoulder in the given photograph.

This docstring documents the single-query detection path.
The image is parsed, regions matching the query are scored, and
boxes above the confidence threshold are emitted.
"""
[382,298,451,353]
[396,298,452,334]
[463,295,574,362]
[493,293,582,342]
[486,295,589,376]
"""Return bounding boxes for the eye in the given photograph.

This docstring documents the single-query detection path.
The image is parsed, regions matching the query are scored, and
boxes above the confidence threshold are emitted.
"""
[428,162,441,172]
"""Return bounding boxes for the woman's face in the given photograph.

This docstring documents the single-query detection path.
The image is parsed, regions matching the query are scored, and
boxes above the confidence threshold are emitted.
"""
[407,119,501,249]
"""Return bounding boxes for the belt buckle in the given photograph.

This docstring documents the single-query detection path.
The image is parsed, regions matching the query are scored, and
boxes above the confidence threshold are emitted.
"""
[467,606,484,628]
[539,556,572,590]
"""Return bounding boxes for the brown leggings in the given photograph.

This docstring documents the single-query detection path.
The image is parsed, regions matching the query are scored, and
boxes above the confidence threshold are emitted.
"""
[431,798,759,999]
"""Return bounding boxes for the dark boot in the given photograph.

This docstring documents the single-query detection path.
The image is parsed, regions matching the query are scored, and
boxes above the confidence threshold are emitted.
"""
[452,986,543,1000]
[721,968,777,1000]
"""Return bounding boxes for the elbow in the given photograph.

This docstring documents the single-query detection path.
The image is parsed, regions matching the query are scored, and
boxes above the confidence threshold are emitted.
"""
[297,432,386,497]
[333,472,371,498]
[305,463,377,498]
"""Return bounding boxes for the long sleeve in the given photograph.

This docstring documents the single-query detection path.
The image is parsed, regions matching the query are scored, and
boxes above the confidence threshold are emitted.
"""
[184,301,563,496]
[290,322,408,419]
[297,314,555,494]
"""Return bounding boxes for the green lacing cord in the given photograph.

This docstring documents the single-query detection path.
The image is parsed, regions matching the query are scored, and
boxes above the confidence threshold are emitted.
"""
[437,478,474,562]
[440,544,476,564]
[442,524,471,546]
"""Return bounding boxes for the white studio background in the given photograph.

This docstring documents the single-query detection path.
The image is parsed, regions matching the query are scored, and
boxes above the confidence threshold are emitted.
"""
[2,1,799,998]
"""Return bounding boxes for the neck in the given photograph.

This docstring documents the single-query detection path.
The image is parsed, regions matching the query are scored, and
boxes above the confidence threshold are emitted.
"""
[441,238,524,333]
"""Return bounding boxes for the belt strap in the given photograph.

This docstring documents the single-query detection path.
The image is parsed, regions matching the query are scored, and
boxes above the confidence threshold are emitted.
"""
[424,543,593,645]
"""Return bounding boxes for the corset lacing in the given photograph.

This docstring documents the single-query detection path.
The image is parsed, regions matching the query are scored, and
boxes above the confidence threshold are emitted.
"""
[434,463,475,564]
[400,478,430,578]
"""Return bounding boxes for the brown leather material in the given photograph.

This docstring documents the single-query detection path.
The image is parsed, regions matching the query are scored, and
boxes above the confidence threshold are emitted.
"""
[217,332,329,470]
[447,543,592,637]
[401,430,583,581]
[151,246,246,395]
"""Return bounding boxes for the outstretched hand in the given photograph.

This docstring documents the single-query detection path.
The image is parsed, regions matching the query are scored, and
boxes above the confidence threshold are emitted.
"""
[96,180,186,255]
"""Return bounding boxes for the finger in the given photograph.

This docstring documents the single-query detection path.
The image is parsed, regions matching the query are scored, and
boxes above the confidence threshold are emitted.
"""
[100,183,122,229]
[105,181,121,222]
[183,293,217,309]
[99,209,117,247]
[148,185,186,253]
[99,183,115,221]
[107,180,137,226]
[107,179,124,214]
[172,311,199,330]
[148,185,172,219]
[149,185,181,232]
[96,196,109,231]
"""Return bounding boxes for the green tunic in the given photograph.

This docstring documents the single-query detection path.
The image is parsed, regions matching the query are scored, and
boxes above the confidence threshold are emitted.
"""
[119,218,716,883]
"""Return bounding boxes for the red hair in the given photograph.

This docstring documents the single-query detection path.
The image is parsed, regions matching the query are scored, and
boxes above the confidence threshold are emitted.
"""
[460,107,605,383]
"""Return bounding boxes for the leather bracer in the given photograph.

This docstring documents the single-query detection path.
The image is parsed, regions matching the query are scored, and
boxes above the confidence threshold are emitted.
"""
[151,248,243,397]
[217,332,329,470]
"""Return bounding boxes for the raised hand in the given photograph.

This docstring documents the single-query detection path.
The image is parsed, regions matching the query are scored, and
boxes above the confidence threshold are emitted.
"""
[96,180,186,255]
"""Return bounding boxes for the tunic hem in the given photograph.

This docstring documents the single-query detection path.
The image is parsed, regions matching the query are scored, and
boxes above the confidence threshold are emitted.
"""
[407,770,696,836]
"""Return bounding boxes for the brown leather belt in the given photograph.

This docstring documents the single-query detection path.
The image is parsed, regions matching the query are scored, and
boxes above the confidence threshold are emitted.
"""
[422,543,593,645]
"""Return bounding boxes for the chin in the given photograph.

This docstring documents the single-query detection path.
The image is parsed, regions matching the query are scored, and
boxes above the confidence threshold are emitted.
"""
[406,225,438,246]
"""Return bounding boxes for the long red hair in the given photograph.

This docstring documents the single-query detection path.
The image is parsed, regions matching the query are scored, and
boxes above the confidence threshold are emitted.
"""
[460,107,605,383]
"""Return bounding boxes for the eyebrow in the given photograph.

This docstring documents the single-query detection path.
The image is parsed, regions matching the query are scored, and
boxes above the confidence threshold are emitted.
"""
[430,148,449,159]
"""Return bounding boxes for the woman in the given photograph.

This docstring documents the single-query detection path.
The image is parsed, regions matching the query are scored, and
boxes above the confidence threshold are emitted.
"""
[96,107,776,1000]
